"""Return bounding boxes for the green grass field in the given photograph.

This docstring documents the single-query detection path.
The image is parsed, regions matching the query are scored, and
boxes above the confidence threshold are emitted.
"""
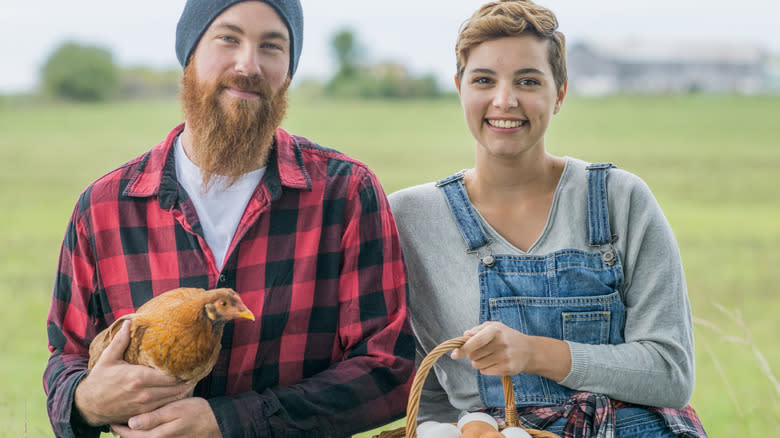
[1,93,778,437]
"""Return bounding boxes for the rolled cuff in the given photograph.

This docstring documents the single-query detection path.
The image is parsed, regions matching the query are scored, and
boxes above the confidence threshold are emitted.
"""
[558,340,590,388]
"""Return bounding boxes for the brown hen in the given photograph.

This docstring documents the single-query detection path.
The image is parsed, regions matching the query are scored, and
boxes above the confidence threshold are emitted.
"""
[88,287,255,384]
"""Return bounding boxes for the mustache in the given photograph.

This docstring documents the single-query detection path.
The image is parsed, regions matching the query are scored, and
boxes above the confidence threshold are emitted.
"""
[218,74,272,96]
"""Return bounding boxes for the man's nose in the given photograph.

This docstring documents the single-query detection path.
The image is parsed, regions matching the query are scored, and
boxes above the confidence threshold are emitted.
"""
[234,46,261,76]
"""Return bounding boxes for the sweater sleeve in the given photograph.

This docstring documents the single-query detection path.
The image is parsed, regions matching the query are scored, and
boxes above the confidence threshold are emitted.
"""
[209,167,415,437]
[415,341,462,423]
[560,171,695,409]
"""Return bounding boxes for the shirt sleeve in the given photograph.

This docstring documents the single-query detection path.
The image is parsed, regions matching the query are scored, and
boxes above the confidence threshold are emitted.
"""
[43,201,107,438]
[208,166,415,437]
[560,171,696,409]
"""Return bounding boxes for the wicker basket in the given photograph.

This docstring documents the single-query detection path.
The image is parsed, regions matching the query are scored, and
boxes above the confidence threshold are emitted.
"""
[374,336,559,438]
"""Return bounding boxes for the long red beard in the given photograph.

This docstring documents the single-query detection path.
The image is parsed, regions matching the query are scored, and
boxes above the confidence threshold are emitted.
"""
[181,64,289,189]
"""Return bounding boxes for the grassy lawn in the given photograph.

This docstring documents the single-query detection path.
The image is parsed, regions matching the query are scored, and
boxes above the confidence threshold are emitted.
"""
[1,93,778,436]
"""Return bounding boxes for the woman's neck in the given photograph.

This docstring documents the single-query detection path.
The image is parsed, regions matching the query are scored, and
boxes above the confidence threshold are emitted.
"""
[466,151,565,204]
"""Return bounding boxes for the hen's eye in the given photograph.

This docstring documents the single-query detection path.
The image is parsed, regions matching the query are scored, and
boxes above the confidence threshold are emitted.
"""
[220,301,227,306]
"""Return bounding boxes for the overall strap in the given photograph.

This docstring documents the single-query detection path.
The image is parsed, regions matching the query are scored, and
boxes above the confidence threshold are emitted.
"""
[586,163,616,246]
[436,172,491,252]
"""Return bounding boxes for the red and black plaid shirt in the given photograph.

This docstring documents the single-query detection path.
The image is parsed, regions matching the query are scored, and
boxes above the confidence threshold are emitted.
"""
[43,124,414,438]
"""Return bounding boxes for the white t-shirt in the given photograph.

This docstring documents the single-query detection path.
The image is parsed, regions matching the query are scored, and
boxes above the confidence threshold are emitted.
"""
[174,136,265,271]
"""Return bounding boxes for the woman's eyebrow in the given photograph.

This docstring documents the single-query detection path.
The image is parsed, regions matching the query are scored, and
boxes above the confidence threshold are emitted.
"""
[468,68,496,75]
[514,68,545,76]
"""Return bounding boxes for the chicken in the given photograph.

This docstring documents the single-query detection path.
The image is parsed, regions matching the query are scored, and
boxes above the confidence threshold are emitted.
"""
[88,287,255,384]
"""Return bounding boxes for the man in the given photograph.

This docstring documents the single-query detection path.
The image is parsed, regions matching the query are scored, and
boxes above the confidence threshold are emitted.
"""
[43,1,414,437]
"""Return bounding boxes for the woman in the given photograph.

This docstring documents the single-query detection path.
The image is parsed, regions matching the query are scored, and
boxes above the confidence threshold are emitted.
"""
[388,1,707,436]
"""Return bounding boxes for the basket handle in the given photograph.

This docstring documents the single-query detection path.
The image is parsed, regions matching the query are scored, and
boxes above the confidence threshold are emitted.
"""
[405,336,519,437]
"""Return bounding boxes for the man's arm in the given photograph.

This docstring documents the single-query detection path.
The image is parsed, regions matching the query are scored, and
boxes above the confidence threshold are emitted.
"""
[44,207,107,438]
[208,167,415,437]
[43,202,192,437]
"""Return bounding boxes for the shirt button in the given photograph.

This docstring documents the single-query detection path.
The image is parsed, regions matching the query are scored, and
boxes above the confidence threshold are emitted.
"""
[218,274,227,284]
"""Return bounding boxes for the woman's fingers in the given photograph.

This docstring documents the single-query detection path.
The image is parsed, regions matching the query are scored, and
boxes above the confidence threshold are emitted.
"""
[452,322,499,360]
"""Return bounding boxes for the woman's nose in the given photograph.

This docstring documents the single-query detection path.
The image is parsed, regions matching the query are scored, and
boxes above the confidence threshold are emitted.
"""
[493,84,519,110]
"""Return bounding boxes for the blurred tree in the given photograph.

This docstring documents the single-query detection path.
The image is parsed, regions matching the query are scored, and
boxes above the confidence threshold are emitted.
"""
[41,41,119,101]
[326,29,441,99]
[119,67,181,99]
[331,29,361,78]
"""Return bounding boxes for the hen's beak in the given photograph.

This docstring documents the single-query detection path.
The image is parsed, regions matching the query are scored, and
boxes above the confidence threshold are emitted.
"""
[237,309,255,321]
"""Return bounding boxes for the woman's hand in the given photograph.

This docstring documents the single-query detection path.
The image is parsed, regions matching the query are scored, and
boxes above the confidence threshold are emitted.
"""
[450,321,572,381]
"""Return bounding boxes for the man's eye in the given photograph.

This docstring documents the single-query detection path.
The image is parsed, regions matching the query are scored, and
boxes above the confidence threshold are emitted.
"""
[261,42,283,51]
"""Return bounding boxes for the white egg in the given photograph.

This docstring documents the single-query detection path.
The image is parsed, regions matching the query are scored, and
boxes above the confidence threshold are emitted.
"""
[416,421,441,437]
[501,427,532,438]
[457,412,499,431]
[425,422,462,438]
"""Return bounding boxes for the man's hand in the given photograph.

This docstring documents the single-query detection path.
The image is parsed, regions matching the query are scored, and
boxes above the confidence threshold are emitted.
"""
[450,321,572,382]
[110,397,222,438]
[74,321,195,426]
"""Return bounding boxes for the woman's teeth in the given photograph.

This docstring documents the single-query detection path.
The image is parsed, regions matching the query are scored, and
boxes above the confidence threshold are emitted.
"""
[488,119,524,128]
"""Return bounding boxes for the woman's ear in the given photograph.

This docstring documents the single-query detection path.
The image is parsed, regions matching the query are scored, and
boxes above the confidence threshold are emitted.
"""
[554,81,568,114]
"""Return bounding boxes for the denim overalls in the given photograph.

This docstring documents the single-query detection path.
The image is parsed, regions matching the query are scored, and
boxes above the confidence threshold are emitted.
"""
[436,163,626,408]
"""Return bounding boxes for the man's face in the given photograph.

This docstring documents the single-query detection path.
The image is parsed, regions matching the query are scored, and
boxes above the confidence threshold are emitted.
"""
[181,1,292,189]
[191,1,290,101]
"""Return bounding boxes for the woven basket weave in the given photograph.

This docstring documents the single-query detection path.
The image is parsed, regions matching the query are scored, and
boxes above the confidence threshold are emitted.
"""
[374,336,560,438]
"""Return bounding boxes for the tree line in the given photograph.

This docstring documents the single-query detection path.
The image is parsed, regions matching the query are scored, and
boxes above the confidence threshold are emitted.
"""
[40,29,443,102]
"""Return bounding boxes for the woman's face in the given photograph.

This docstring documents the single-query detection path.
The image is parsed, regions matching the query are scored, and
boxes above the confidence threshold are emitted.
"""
[457,35,566,161]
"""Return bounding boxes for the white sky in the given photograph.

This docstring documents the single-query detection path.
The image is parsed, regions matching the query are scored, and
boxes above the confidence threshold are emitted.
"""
[1,0,778,93]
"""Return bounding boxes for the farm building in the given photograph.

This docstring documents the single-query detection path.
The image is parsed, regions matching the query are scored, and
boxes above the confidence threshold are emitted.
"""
[567,40,768,95]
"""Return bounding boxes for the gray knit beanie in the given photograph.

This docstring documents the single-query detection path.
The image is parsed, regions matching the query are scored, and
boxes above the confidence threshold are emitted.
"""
[175,0,303,77]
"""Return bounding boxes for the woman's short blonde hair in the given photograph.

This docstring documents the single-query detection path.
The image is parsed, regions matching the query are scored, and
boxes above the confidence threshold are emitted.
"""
[455,0,567,91]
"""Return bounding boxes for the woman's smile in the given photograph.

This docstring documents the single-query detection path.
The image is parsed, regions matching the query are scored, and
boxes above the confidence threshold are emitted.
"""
[485,118,527,130]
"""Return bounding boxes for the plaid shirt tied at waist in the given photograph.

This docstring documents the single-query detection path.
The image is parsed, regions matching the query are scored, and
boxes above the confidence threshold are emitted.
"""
[481,391,707,438]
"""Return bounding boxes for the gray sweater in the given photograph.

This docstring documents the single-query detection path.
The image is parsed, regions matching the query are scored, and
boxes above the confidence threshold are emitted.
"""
[389,157,695,422]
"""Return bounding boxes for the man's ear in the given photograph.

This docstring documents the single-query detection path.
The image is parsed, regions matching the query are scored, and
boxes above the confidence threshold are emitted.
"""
[454,75,461,95]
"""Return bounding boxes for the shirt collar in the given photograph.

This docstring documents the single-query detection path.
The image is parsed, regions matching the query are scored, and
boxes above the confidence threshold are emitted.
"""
[123,123,313,203]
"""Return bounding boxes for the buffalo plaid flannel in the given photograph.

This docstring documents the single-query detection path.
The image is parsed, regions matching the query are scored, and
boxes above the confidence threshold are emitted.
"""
[43,124,414,438]
[482,393,707,437]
